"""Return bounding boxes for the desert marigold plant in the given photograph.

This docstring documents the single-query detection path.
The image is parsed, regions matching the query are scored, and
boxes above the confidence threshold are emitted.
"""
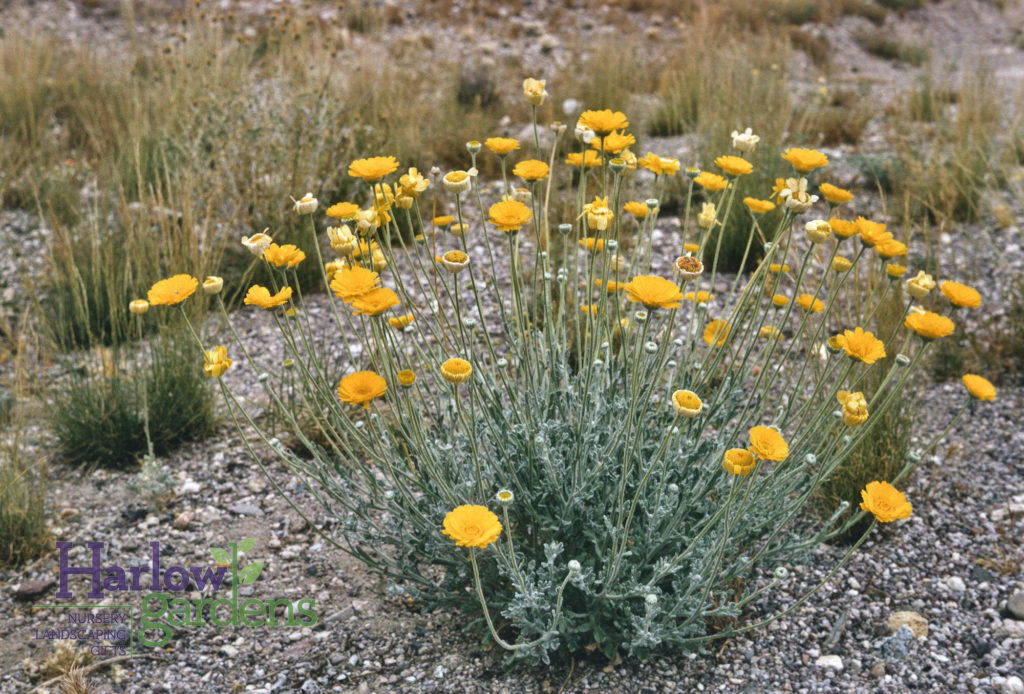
[152,87,994,664]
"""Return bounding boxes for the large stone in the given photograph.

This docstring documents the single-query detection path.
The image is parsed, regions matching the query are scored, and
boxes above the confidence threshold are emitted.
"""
[878,625,916,661]
[887,610,928,638]
[1006,591,1024,620]
[815,654,844,671]
[12,578,55,600]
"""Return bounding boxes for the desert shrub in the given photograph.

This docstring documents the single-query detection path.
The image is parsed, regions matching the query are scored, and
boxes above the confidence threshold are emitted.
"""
[49,330,216,468]
[159,92,992,664]
[854,28,929,65]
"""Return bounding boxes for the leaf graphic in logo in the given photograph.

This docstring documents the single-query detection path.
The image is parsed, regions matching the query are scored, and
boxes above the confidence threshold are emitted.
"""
[239,538,255,554]
[238,560,265,585]
[210,547,231,567]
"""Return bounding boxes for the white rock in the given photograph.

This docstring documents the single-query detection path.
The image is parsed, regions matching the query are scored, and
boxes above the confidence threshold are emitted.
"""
[1001,676,1024,694]
[220,644,238,658]
[815,654,844,671]
[944,576,966,593]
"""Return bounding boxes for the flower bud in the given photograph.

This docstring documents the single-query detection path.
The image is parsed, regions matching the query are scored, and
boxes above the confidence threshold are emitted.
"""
[496,489,514,506]
[129,299,150,315]
[567,560,581,574]
[202,276,224,295]
[466,140,482,155]
[558,223,572,235]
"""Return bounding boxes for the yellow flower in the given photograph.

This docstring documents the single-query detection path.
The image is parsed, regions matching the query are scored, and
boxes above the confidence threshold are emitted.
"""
[488,200,532,232]
[837,327,886,364]
[771,294,789,308]
[904,311,955,340]
[940,281,981,309]
[580,195,614,232]
[856,217,892,247]
[694,172,728,191]
[595,279,626,294]
[399,168,430,197]
[859,481,912,523]
[442,504,502,549]
[837,390,868,426]
[722,448,756,476]
[638,152,680,176]
[906,271,936,301]
[580,237,605,253]
[703,319,730,347]
[796,294,825,313]
[671,390,702,418]
[593,130,636,154]
[347,287,400,316]
[522,77,548,106]
[565,150,602,168]
[743,197,776,214]
[397,369,417,387]
[432,215,453,228]
[326,201,360,220]
[875,239,907,259]
[148,274,198,306]
[129,299,150,315]
[337,371,387,409]
[244,285,293,309]
[781,147,828,172]
[578,109,629,136]
[389,314,415,329]
[819,183,853,204]
[484,137,520,156]
[748,425,788,461]
[961,374,996,401]
[683,242,700,253]
[805,219,832,244]
[440,357,472,385]
[684,291,715,304]
[886,264,907,279]
[768,263,790,274]
[715,155,753,176]
[331,266,380,299]
[624,275,683,310]
[513,159,550,181]
[758,325,783,340]
[832,257,852,273]
[263,243,306,269]
[348,156,399,182]
[203,346,232,379]
[624,201,650,218]
[829,218,858,239]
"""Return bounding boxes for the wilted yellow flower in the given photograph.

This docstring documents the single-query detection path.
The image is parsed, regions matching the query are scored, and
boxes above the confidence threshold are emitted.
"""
[399,168,431,197]
[522,77,548,106]
[829,218,858,239]
[906,271,936,300]
[961,374,996,401]
[731,127,760,153]
[697,202,718,229]
[328,225,358,255]
[625,275,683,309]
[203,346,232,379]
[565,150,602,168]
[703,319,730,347]
[796,294,825,313]
[940,281,981,309]
[244,285,293,309]
[348,156,399,182]
[442,504,501,548]
[638,152,681,176]
[440,357,473,385]
[837,327,886,364]
[326,201,360,220]
[819,183,852,205]
[743,197,776,214]
[293,192,318,215]
[837,390,868,426]
[397,369,417,387]
[781,147,828,172]
[337,371,387,409]
[674,255,704,281]
[684,291,714,304]
[748,425,788,461]
[581,196,614,232]
[512,159,550,181]
[905,310,955,340]
[148,274,198,306]
[859,481,912,523]
[671,390,702,418]
[129,299,150,315]
[578,109,629,136]
[723,448,756,476]
[832,257,852,273]
[484,137,520,156]
[805,219,832,244]
[593,130,636,154]
[389,314,414,329]
[715,155,753,176]
[694,171,728,191]
[488,200,532,232]
[331,266,380,299]
[775,177,818,212]
[203,276,224,295]
[264,243,306,269]
[241,232,273,256]
[347,287,399,316]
